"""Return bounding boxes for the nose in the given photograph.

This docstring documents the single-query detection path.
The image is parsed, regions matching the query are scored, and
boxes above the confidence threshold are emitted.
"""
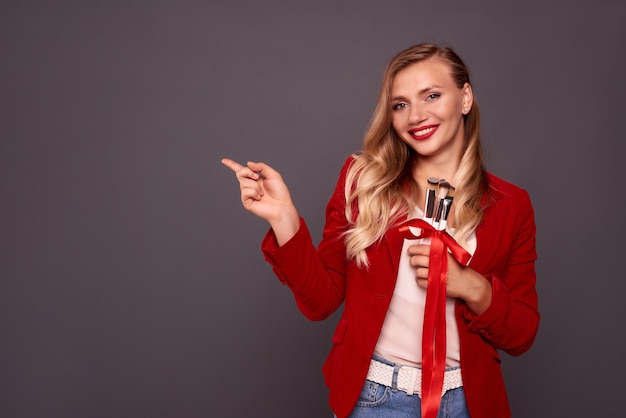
[408,103,426,124]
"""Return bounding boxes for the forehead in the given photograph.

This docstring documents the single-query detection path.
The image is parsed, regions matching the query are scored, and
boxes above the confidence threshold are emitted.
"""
[391,58,455,93]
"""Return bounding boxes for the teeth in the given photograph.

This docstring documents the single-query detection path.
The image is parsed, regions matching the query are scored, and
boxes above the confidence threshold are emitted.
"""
[412,127,435,136]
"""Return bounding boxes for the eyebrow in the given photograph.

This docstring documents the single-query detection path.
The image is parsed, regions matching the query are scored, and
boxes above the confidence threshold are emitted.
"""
[391,85,443,102]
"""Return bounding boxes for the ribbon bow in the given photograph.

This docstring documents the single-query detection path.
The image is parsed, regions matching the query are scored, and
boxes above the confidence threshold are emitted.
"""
[398,218,471,418]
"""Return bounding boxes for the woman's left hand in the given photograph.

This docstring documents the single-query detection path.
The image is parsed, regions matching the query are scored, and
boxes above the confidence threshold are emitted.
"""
[407,244,492,315]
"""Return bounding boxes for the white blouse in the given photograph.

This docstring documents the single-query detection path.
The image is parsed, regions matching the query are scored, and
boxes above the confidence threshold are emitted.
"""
[374,208,477,367]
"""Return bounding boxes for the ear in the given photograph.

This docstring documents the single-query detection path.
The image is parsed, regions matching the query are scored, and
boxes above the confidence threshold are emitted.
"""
[461,82,473,114]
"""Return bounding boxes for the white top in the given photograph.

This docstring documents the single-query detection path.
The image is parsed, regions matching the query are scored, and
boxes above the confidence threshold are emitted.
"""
[374,208,477,367]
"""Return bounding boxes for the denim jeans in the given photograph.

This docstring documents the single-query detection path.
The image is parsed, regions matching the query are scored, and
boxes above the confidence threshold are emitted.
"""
[343,356,471,418]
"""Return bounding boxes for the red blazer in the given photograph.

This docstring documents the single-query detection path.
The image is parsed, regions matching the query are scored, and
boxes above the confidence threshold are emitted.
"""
[262,158,539,418]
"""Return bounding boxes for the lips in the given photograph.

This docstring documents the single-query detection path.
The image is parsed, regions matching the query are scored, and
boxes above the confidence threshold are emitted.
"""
[409,125,438,141]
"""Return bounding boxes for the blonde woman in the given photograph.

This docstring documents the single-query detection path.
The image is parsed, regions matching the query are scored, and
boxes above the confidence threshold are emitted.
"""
[222,43,539,418]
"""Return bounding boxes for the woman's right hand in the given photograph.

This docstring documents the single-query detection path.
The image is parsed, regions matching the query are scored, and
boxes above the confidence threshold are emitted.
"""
[221,158,300,245]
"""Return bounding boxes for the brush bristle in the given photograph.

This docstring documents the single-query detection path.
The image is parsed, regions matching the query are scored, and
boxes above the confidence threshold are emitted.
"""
[437,180,450,198]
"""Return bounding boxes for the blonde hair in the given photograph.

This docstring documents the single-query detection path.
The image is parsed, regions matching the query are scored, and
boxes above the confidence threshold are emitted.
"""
[344,43,488,267]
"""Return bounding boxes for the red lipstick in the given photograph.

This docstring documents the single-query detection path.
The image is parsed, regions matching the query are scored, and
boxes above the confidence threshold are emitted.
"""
[409,125,438,141]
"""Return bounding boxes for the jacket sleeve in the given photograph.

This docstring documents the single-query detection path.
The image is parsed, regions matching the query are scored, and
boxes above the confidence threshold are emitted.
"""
[461,188,539,356]
[260,158,353,321]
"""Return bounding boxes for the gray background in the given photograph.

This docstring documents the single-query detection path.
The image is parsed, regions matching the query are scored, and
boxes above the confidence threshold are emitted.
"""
[1,1,625,417]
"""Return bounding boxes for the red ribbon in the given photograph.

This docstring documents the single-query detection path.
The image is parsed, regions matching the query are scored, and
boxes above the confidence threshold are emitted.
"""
[398,218,471,418]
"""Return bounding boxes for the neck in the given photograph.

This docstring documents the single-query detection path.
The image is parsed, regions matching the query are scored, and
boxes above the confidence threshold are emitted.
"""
[412,156,459,188]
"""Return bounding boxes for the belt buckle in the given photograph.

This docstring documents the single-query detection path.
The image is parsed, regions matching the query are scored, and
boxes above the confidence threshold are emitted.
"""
[398,365,420,396]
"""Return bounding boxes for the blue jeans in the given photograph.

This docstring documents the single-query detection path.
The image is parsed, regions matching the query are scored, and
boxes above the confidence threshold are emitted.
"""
[344,356,471,418]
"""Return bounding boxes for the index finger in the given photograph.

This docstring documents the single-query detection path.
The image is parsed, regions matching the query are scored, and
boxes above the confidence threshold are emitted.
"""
[407,244,431,256]
[221,157,244,173]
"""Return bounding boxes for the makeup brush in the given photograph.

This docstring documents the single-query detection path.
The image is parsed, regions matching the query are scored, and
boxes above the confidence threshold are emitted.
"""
[438,185,455,231]
[433,180,450,229]
[424,177,439,225]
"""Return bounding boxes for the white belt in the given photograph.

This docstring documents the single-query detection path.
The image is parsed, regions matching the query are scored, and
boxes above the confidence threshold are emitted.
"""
[366,358,463,397]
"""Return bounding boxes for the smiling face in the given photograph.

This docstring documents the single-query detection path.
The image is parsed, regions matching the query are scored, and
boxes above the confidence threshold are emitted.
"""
[390,58,473,164]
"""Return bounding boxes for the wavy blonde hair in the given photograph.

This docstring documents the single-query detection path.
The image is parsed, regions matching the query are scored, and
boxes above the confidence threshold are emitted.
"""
[344,43,488,267]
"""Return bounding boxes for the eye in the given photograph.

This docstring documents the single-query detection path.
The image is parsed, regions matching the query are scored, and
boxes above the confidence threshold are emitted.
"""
[392,102,407,111]
[426,93,440,101]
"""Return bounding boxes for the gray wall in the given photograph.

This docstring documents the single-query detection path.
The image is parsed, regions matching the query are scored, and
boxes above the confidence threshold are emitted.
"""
[1,1,625,417]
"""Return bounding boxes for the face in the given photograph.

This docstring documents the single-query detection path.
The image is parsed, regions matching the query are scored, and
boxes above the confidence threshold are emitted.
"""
[390,58,473,162]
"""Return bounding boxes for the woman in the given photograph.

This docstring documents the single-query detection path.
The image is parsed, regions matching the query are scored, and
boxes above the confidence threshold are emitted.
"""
[222,43,539,418]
